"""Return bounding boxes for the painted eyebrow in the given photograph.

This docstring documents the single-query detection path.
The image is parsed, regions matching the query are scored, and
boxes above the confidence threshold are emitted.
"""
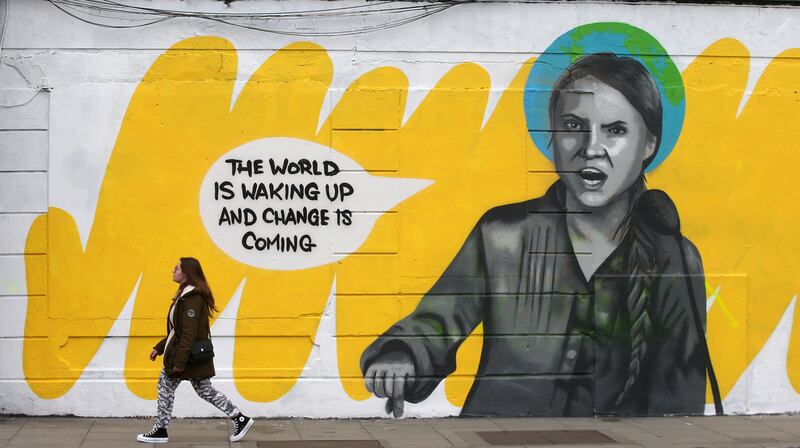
[559,113,588,124]
[601,120,628,129]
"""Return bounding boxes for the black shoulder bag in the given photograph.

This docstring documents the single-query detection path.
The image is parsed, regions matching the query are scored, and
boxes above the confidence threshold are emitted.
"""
[189,333,214,364]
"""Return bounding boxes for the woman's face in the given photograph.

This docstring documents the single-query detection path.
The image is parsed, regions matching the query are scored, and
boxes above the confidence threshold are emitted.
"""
[172,262,186,284]
[552,75,656,209]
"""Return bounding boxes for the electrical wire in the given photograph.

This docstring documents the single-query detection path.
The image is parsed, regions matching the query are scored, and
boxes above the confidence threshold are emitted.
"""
[55,0,400,18]
[205,5,454,37]
[51,2,174,28]
[46,0,467,36]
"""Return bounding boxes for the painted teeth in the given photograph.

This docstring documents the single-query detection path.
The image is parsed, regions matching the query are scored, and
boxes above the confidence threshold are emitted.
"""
[579,170,606,181]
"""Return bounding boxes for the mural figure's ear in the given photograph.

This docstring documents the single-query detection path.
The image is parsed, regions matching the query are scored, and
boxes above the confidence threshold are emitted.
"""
[644,133,657,161]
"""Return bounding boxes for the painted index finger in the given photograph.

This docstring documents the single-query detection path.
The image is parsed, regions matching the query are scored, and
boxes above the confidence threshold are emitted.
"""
[392,375,405,418]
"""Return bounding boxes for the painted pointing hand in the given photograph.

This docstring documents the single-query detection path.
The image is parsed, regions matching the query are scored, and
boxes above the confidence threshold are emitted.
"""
[364,350,415,418]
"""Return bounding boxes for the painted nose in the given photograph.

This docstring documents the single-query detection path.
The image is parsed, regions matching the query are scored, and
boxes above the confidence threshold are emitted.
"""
[582,126,606,159]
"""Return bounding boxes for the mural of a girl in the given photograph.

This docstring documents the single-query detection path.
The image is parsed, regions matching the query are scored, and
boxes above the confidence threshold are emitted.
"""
[361,25,709,417]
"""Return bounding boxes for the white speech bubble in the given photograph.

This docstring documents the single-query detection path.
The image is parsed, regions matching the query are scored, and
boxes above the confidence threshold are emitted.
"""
[199,137,432,270]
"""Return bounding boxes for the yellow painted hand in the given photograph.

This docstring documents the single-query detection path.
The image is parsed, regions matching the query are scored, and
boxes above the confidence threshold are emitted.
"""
[329,57,555,404]
[650,39,800,399]
[24,37,336,400]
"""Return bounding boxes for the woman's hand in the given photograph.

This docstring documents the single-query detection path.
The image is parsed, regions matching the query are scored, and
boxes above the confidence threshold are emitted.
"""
[149,349,159,362]
[364,350,415,418]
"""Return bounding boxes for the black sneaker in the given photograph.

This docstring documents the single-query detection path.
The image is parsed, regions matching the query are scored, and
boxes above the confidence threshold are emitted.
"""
[230,413,254,442]
[137,426,168,443]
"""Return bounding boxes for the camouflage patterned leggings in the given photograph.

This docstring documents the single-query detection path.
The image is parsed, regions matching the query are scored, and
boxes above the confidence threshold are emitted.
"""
[155,369,239,429]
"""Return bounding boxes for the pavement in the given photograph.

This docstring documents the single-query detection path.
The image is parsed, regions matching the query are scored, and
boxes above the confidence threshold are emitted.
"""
[2,415,800,448]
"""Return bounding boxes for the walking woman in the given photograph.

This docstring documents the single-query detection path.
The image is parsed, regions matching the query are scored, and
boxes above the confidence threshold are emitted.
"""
[137,257,254,443]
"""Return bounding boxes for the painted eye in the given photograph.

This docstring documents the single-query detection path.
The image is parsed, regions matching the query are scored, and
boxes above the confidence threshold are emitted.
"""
[608,125,627,136]
[563,119,582,131]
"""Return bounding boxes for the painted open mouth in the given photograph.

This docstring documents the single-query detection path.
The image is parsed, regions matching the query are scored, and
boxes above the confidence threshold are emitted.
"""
[577,168,607,188]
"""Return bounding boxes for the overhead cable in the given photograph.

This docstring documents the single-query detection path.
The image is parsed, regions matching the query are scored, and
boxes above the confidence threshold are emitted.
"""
[46,0,466,36]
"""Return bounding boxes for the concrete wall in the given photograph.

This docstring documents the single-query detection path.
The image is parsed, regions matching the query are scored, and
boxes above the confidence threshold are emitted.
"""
[1,0,800,417]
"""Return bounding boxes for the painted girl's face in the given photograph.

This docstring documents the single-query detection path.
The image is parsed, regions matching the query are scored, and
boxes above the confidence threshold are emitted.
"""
[172,262,186,284]
[553,76,656,209]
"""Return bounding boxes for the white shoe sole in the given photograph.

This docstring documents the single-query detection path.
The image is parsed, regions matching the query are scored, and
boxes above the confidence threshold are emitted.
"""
[230,418,254,442]
[137,434,168,443]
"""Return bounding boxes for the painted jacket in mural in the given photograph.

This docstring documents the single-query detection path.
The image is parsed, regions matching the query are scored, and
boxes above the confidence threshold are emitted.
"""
[153,286,215,379]
[361,182,706,416]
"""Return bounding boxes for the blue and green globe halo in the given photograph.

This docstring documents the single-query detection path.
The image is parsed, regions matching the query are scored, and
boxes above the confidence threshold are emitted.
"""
[524,23,685,172]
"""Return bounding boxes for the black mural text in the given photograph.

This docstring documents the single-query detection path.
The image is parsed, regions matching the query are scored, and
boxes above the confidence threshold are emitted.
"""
[211,157,353,253]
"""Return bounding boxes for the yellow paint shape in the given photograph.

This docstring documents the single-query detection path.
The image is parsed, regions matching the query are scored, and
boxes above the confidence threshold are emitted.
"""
[24,38,338,401]
[651,39,800,396]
